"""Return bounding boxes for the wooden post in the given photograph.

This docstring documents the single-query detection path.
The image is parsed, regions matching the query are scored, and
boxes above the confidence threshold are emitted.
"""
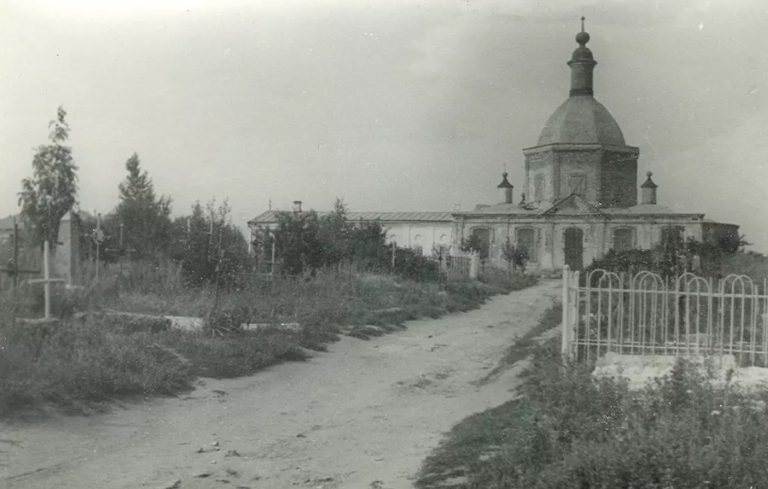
[391,241,396,270]
[271,240,276,277]
[95,213,102,282]
[469,253,479,280]
[561,265,570,361]
[12,217,19,287]
[43,240,51,319]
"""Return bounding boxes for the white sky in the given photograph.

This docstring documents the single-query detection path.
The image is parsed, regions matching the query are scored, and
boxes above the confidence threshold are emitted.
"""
[1,0,767,250]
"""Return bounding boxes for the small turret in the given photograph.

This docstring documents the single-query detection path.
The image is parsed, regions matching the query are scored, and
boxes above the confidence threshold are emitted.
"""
[497,172,514,204]
[640,172,657,205]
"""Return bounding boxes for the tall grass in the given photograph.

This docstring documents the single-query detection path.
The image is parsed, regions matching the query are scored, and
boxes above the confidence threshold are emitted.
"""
[418,313,768,489]
[0,260,536,417]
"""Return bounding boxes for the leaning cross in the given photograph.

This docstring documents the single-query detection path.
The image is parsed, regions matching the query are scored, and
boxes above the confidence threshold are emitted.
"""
[27,240,65,320]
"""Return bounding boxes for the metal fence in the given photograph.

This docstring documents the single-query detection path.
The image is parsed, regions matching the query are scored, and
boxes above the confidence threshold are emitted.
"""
[562,267,768,367]
[431,255,512,280]
[441,255,472,279]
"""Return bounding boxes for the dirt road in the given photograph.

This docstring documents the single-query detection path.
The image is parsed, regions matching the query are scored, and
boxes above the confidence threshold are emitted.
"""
[1,281,559,489]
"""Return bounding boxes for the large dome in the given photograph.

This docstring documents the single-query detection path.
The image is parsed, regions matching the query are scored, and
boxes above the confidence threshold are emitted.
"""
[536,95,625,146]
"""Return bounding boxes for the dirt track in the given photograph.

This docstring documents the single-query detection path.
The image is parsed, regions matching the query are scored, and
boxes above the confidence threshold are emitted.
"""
[0,281,559,489]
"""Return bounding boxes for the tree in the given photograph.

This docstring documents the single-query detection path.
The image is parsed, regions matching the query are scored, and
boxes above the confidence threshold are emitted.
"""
[460,234,484,256]
[501,237,528,273]
[317,198,350,267]
[172,199,250,287]
[274,209,322,275]
[115,153,172,258]
[18,106,78,248]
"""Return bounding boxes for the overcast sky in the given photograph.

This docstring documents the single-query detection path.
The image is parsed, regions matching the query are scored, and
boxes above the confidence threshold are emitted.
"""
[1,0,767,251]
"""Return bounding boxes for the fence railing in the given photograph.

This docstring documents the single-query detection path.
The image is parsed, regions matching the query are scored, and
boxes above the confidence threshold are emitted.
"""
[562,267,768,367]
[430,254,514,280]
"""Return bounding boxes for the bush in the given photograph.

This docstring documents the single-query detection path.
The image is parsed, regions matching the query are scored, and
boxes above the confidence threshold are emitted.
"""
[588,236,748,278]
[391,247,441,282]
[170,200,252,288]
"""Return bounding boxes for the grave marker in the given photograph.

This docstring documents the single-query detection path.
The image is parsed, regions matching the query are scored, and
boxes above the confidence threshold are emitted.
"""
[27,240,65,320]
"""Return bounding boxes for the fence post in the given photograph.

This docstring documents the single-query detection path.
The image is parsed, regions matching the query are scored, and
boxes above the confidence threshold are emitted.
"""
[561,265,571,361]
[469,253,480,280]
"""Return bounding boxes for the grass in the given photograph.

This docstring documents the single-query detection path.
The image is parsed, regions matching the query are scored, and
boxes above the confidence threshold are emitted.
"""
[0,263,537,418]
[417,306,768,489]
[480,302,562,383]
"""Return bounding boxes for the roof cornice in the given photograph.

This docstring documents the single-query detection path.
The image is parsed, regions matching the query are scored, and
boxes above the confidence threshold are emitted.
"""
[523,143,640,155]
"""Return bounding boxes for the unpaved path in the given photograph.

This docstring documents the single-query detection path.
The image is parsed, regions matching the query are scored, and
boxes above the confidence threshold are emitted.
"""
[0,281,559,489]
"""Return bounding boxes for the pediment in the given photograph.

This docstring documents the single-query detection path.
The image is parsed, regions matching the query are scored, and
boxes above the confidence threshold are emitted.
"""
[541,193,605,216]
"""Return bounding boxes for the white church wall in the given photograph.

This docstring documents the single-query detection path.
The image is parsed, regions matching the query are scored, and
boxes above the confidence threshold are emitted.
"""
[383,222,453,256]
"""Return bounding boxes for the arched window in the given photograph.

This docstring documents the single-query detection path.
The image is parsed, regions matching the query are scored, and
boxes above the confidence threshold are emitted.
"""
[515,227,537,261]
[612,227,634,252]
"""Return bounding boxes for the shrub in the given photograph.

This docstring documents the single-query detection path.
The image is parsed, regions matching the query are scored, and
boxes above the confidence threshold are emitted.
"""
[588,236,749,278]
[170,200,252,288]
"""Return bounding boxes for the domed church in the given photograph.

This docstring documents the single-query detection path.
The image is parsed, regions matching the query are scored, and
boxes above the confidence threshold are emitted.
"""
[249,21,739,273]
[448,20,738,272]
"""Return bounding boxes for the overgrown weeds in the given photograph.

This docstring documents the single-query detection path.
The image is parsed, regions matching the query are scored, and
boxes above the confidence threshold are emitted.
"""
[0,266,536,418]
[418,307,768,489]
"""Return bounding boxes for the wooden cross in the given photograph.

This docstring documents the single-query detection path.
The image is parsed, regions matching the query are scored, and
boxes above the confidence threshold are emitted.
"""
[27,240,65,320]
[105,222,136,295]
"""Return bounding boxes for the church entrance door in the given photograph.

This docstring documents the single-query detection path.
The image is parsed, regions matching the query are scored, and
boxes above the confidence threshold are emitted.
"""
[563,227,584,270]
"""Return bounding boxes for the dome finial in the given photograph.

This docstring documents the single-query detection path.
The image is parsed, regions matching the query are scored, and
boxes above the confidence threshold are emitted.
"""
[576,17,590,45]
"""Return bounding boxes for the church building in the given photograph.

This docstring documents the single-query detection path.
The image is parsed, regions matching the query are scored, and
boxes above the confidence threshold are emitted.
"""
[249,22,738,273]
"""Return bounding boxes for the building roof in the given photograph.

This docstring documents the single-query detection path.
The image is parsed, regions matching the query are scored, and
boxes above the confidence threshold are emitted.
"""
[640,171,658,189]
[453,193,709,220]
[602,204,703,218]
[535,22,627,147]
[497,172,513,188]
[248,210,454,225]
[453,202,541,217]
[536,95,626,146]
